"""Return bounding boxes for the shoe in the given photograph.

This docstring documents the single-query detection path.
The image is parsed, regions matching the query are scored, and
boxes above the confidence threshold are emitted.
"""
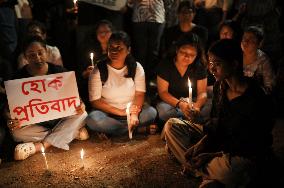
[76,127,89,140]
[14,142,36,160]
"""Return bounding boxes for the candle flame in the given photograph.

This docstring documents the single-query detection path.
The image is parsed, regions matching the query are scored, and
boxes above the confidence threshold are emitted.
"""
[73,0,77,4]
[188,78,191,89]
[80,149,84,159]
[90,52,94,60]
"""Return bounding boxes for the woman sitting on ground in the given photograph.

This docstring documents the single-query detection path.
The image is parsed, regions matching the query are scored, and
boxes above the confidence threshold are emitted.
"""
[241,25,275,94]
[86,31,157,136]
[5,36,88,161]
[156,33,209,126]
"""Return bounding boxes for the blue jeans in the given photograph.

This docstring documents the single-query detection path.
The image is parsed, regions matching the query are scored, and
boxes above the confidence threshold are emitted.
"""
[86,106,157,136]
[156,101,184,123]
[157,99,212,124]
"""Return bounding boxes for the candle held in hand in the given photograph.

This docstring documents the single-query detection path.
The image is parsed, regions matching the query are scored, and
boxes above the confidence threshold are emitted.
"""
[126,102,133,139]
[90,52,94,66]
[188,78,192,108]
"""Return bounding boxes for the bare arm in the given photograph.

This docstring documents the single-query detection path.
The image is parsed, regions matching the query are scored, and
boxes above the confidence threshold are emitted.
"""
[157,75,180,107]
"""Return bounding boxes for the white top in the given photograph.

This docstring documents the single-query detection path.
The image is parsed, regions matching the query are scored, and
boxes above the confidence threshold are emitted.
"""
[18,45,63,69]
[88,62,146,109]
[243,49,275,92]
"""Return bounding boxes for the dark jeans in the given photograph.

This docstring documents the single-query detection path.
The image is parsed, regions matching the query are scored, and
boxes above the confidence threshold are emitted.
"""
[132,22,165,81]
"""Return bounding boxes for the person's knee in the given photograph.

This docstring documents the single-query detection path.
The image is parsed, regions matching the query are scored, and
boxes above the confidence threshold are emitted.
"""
[11,129,25,142]
[163,118,177,135]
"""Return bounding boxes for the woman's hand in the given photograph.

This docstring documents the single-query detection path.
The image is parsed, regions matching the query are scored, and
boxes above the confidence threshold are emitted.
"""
[179,101,191,117]
[75,101,86,115]
[82,66,94,79]
[130,114,139,126]
[7,118,21,132]
[130,104,141,115]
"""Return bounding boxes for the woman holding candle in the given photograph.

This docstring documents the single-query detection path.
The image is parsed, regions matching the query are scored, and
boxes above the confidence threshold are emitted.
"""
[78,20,114,111]
[5,36,89,161]
[81,19,114,79]
[86,31,157,136]
[156,33,209,125]
[163,39,275,187]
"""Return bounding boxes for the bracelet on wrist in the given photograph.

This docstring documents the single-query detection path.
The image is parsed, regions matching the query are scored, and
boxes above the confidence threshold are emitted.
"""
[175,100,181,108]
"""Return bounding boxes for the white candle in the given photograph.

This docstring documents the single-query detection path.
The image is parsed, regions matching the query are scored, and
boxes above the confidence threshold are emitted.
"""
[188,78,192,108]
[90,52,94,67]
[41,146,49,170]
[80,148,85,168]
[126,102,133,139]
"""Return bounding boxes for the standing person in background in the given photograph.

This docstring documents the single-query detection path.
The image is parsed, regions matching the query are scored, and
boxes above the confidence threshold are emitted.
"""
[87,31,157,136]
[128,0,165,86]
[0,0,18,71]
[77,0,127,30]
[156,33,208,127]
[194,0,233,44]
[241,25,275,94]
[17,20,63,69]
[161,0,208,60]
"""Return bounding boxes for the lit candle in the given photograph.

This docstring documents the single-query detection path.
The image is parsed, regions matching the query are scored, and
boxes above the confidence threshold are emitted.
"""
[188,78,192,108]
[80,148,85,168]
[90,52,94,67]
[126,102,133,139]
[41,146,49,170]
[73,0,77,6]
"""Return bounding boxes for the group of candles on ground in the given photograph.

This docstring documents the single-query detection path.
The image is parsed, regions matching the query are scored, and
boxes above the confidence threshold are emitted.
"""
[40,147,85,171]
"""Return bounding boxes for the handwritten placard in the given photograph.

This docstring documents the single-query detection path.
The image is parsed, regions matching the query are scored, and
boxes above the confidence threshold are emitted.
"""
[79,0,127,11]
[4,71,80,126]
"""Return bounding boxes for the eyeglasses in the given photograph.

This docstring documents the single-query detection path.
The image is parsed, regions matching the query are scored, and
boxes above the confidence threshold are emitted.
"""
[178,50,196,59]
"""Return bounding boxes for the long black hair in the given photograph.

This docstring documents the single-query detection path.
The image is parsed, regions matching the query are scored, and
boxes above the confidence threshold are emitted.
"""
[97,31,137,83]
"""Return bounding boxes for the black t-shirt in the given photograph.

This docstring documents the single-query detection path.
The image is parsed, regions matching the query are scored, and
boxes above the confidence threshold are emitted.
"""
[209,78,274,158]
[157,60,207,99]
[161,24,208,60]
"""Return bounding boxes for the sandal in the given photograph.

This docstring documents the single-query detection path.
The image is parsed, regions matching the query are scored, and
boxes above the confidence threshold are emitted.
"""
[14,142,36,160]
